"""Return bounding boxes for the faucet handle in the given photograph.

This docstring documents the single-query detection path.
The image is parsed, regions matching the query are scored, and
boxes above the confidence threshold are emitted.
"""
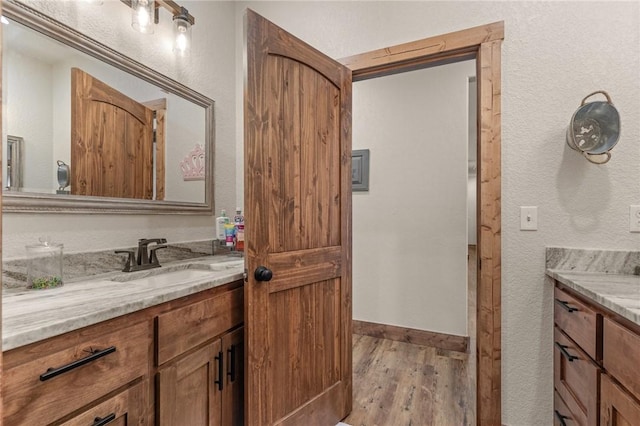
[115,250,136,272]
[149,244,168,266]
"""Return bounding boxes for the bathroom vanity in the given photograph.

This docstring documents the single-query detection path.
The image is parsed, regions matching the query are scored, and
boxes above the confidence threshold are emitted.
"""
[2,256,244,425]
[549,269,640,426]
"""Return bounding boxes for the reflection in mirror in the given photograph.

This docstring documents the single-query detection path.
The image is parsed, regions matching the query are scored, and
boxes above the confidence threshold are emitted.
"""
[6,135,23,190]
[1,0,214,214]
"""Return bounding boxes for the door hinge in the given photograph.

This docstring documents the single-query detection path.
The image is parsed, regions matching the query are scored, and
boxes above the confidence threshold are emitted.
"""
[243,268,248,282]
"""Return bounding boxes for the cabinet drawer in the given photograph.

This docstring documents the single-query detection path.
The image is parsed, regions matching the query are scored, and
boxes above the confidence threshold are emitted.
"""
[554,286,600,361]
[554,327,599,426]
[603,318,640,402]
[555,391,583,425]
[157,287,243,364]
[60,381,145,426]
[601,374,640,426]
[3,321,150,425]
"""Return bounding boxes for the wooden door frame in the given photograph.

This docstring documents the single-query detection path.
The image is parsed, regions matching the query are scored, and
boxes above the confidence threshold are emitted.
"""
[339,21,503,426]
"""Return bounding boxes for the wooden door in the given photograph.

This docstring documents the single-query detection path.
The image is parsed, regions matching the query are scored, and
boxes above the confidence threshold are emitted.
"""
[244,9,352,426]
[157,340,223,426]
[222,327,244,426]
[71,67,154,199]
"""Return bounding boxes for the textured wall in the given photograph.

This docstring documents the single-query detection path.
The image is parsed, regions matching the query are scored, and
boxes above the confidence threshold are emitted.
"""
[352,61,474,337]
[235,2,640,424]
[3,0,237,258]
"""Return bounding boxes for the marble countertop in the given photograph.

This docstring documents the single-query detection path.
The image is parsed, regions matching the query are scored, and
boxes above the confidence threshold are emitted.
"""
[2,255,244,351]
[547,269,640,326]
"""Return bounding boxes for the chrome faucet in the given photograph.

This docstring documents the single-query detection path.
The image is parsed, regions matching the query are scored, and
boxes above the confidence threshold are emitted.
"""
[116,238,168,272]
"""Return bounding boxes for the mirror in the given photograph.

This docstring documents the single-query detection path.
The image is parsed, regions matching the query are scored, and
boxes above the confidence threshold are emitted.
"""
[1,0,214,214]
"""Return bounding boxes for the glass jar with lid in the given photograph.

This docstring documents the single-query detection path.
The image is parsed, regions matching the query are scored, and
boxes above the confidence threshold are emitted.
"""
[25,237,63,289]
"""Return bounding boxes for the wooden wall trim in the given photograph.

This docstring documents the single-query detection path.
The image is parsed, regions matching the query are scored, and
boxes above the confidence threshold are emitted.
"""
[340,21,503,426]
[353,320,469,353]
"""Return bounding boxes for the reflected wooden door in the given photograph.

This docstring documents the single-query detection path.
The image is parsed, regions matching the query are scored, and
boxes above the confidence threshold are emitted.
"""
[71,67,154,199]
[244,9,353,426]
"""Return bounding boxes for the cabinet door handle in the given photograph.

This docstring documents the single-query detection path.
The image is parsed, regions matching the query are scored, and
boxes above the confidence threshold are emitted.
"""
[39,346,117,381]
[92,413,116,426]
[555,299,578,313]
[554,410,568,426]
[214,351,224,391]
[227,344,236,382]
[554,342,579,362]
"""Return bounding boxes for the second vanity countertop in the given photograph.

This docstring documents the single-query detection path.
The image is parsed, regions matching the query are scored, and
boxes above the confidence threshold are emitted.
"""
[2,255,244,351]
[547,269,640,326]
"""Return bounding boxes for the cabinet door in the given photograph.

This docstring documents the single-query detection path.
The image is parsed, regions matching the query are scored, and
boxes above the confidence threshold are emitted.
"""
[60,381,145,426]
[222,327,244,426]
[157,340,223,426]
[601,374,640,426]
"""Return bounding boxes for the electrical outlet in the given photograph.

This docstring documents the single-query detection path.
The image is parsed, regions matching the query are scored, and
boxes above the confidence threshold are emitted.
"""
[520,206,538,231]
[630,205,640,232]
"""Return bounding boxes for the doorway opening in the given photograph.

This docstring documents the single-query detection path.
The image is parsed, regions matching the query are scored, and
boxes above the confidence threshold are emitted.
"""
[340,22,503,425]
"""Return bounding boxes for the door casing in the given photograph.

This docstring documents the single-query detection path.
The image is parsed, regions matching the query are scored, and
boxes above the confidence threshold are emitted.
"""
[340,21,504,426]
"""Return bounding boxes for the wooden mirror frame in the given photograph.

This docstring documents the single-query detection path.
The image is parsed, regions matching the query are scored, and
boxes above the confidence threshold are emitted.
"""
[2,0,215,215]
[340,21,503,426]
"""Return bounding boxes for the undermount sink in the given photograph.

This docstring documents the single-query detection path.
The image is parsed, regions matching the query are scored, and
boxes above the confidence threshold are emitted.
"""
[110,259,244,283]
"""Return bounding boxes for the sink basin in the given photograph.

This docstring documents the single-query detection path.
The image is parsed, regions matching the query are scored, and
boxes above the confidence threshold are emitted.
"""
[118,269,216,286]
[110,259,244,283]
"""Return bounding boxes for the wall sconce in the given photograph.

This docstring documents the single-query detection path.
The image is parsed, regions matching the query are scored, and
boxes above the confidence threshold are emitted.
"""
[121,0,195,54]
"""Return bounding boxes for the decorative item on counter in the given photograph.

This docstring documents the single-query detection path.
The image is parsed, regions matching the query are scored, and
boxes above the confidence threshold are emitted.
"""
[234,208,245,252]
[566,90,621,164]
[25,237,64,289]
[56,160,71,194]
[216,209,230,241]
[224,223,236,248]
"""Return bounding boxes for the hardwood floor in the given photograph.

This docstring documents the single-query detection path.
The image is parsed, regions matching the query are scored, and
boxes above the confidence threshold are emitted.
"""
[343,246,477,426]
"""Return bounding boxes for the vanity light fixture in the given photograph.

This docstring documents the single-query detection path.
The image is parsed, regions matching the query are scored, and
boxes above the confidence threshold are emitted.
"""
[131,0,155,34]
[172,7,191,56]
[122,0,195,55]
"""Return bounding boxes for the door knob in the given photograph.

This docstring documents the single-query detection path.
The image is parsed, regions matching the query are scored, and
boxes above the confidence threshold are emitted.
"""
[254,266,273,282]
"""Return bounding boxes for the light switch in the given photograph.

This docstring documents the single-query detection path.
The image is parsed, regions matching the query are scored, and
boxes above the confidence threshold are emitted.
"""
[630,205,640,232]
[520,206,538,231]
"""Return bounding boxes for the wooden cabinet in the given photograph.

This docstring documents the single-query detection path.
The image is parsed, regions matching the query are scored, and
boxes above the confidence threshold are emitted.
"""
[156,326,244,426]
[156,286,244,425]
[221,327,244,426]
[3,320,151,425]
[553,286,601,426]
[554,283,640,426]
[2,280,244,426]
[157,339,223,426]
[59,381,145,426]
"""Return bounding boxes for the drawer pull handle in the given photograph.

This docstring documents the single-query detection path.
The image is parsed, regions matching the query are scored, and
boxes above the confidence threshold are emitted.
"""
[39,346,117,381]
[228,344,236,382]
[555,299,578,313]
[214,351,224,391]
[555,342,579,362]
[92,413,116,426]
[554,410,569,426]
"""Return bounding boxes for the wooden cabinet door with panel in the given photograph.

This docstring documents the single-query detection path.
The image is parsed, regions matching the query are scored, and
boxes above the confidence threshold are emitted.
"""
[221,327,244,426]
[601,374,640,426]
[157,340,223,426]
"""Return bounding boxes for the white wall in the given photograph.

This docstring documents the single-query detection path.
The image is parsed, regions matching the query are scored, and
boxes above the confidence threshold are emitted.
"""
[4,50,53,191]
[234,2,640,425]
[352,61,474,337]
[3,0,237,258]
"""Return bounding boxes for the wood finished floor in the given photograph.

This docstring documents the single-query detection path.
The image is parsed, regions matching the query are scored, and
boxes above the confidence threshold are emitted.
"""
[343,247,477,426]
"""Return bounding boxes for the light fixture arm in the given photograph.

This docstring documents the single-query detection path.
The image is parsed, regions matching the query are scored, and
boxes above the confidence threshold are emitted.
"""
[120,0,195,26]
